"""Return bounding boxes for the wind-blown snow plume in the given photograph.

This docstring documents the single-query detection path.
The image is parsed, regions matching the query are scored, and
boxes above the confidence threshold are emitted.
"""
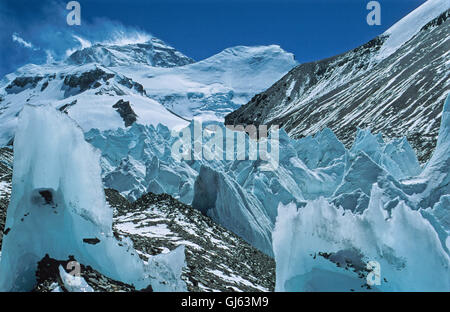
[101,29,153,46]
[72,35,92,50]
[1,0,157,76]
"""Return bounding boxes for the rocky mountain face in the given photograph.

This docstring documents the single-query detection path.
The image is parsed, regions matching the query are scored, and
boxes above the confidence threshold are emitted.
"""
[67,38,195,68]
[0,148,274,292]
[109,190,274,292]
[226,5,450,163]
[0,147,12,249]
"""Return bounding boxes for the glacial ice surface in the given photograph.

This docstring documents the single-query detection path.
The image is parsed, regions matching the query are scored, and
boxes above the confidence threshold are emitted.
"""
[5,92,447,291]
[87,95,449,264]
[0,105,186,291]
[58,265,94,292]
[273,95,450,291]
[273,189,450,291]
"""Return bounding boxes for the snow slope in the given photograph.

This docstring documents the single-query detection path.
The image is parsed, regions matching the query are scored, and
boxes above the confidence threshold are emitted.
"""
[376,0,449,60]
[0,63,188,145]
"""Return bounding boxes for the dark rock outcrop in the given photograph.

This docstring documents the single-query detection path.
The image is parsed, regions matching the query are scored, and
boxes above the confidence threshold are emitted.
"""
[58,100,77,114]
[0,147,13,250]
[33,254,138,292]
[62,68,115,97]
[109,191,275,292]
[6,76,43,94]
[113,99,138,127]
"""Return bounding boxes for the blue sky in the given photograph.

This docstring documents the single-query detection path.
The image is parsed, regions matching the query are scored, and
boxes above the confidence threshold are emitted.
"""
[0,0,426,77]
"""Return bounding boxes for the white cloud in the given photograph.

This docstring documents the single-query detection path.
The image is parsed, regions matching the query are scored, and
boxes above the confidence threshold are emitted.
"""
[12,33,34,49]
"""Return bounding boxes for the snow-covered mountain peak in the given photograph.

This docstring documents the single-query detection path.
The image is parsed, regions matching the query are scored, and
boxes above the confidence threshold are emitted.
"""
[191,44,296,75]
[0,60,189,145]
[113,44,297,121]
[210,44,294,60]
[66,37,195,68]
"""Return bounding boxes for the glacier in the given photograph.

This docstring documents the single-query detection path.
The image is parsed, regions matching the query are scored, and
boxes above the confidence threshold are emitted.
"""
[0,105,186,291]
[87,93,448,262]
[0,1,446,293]
[273,190,449,292]
[85,94,449,259]
[0,62,447,294]
[273,94,450,291]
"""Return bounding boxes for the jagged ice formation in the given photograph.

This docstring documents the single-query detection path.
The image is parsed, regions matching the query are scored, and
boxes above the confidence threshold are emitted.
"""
[0,105,186,291]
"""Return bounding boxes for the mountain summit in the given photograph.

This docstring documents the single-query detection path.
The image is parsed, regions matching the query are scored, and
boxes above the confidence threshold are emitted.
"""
[67,37,195,68]
[117,44,297,121]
